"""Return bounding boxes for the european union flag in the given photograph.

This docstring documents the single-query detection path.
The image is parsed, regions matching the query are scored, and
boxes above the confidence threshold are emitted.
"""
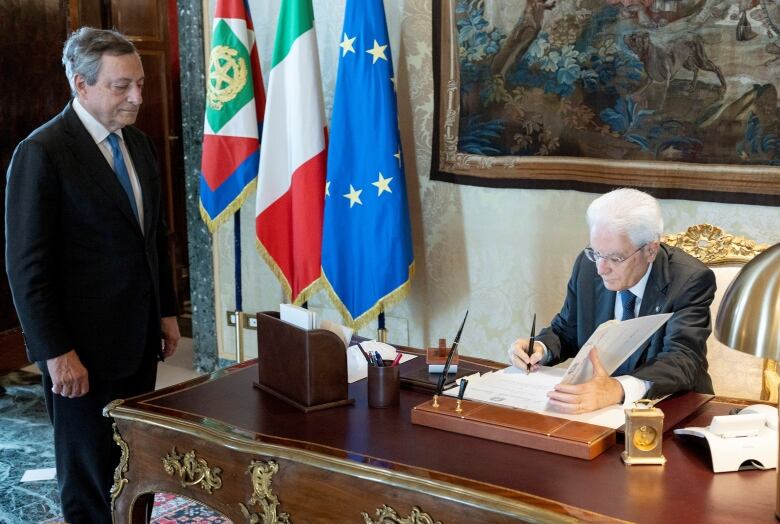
[322,0,414,328]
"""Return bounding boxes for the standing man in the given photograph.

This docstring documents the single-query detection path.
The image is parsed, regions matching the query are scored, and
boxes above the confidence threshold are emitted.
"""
[5,27,179,523]
[510,188,716,413]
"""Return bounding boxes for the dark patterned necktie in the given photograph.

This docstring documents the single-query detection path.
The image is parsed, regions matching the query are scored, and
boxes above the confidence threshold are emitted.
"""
[615,290,639,375]
[620,290,636,321]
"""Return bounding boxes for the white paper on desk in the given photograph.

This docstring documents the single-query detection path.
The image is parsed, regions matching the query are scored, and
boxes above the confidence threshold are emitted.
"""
[280,303,317,330]
[346,341,417,383]
[559,313,672,386]
[443,366,627,429]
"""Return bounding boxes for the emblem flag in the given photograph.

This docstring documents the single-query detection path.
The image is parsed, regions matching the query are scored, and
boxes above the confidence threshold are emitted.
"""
[199,0,265,231]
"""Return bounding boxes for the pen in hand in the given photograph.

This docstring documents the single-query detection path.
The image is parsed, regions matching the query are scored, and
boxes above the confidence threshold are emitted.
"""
[526,313,536,374]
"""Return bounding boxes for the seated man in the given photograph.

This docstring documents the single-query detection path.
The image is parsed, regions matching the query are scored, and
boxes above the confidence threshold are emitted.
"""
[510,188,716,413]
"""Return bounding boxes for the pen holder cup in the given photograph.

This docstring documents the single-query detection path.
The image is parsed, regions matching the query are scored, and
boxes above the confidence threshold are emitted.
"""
[367,362,400,408]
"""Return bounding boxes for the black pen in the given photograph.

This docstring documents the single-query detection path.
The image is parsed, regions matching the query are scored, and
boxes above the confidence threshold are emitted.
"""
[457,378,469,401]
[357,342,372,364]
[436,310,469,395]
[526,313,536,374]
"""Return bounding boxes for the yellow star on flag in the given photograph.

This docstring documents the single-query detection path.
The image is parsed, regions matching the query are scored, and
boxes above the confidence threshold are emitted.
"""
[343,184,363,207]
[325,180,331,197]
[366,39,388,64]
[339,33,356,57]
[372,172,393,196]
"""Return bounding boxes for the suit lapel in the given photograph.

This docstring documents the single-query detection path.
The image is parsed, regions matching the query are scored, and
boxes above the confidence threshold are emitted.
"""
[640,247,670,316]
[123,129,154,237]
[594,274,616,327]
[63,104,143,235]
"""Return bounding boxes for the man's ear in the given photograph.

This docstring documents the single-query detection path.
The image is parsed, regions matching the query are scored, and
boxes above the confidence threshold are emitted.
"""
[646,240,661,262]
[73,74,87,97]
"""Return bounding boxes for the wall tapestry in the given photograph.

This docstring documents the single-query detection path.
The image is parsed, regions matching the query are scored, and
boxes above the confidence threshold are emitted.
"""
[431,0,780,204]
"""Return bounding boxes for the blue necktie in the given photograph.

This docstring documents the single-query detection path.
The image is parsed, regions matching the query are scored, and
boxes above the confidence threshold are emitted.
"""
[615,290,639,375]
[620,290,637,321]
[106,133,139,221]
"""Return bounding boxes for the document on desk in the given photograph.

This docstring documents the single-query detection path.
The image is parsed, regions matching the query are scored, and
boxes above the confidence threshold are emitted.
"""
[444,367,627,428]
[559,313,672,386]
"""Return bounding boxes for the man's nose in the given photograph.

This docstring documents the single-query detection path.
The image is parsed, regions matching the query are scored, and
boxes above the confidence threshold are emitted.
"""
[128,84,143,105]
[596,258,610,275]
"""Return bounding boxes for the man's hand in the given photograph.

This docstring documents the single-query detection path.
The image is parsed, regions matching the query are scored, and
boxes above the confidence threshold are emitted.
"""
[508,339,544,372]
[547,348,624,413]
[160,316,181,359]
[46,350,89,398]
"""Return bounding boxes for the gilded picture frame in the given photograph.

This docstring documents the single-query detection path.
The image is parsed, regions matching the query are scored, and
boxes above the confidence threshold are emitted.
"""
[431,0,780,204]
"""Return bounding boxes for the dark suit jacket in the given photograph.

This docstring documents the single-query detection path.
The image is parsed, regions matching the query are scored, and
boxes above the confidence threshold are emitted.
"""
[536,244,716,397]
[5,102,177,380]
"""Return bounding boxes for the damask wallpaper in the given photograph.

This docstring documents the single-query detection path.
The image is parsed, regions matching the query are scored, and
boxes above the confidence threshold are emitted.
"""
[210,0,780,367]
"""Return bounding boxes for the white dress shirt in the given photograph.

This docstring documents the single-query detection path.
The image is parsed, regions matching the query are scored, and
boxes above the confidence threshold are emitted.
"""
[72,99,144,228]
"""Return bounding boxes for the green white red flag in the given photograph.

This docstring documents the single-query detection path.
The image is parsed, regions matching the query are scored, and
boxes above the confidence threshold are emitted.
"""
[255,0,327,304]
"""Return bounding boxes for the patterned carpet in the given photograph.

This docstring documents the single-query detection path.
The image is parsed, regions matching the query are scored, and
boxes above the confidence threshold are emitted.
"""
[0,370,230,523]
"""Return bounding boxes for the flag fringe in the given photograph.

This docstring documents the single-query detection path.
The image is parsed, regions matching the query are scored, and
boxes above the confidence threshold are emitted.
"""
[199,179,258,233]
[254,238,323,305]
[321,261,415,331]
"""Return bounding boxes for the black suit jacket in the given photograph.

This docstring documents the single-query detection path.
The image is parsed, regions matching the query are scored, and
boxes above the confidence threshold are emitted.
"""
[536,244,716,397]
[5,102,177,380]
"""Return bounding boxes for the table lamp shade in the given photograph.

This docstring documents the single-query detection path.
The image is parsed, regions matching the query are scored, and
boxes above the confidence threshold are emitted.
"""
[714,242,780,360]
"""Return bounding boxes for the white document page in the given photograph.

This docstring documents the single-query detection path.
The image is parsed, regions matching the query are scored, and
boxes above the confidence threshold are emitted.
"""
[280,303,317,330]
[443,366,627,429]
[559,313,672,386]
[346,342,418,383]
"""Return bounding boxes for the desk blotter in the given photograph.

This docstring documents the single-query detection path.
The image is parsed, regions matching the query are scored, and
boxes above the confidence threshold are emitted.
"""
[412,396,616,460]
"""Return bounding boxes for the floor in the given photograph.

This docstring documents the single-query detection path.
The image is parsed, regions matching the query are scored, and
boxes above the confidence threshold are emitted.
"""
[0,339,206,523]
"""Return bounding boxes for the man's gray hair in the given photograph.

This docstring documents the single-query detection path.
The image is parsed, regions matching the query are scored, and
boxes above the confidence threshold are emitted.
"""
[62,27,137,95]
[586,188,664,247]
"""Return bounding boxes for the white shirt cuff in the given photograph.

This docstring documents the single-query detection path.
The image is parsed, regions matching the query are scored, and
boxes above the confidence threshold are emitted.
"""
[536,341,551,365]
[615,375,651,406]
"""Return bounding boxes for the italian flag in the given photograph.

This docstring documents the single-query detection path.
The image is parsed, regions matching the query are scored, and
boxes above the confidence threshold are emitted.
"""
[255,0,326,304]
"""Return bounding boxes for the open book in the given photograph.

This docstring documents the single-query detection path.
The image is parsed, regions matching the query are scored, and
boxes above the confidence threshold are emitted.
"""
[559,313,672,385]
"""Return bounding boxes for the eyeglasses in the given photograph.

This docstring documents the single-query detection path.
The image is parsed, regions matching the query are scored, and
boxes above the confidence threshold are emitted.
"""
[584,243,647,265]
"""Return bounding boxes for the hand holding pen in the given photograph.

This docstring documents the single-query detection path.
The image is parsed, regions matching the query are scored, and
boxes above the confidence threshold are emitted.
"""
[508,313,543,373]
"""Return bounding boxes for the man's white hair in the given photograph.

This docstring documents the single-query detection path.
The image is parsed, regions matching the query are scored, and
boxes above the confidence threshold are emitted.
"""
[586,188,663,247]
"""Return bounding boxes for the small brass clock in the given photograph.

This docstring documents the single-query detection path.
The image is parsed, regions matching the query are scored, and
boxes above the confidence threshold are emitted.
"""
[622,400,667,465]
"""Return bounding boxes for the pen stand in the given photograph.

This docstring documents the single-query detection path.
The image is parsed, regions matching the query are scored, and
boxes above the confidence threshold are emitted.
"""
[367,362,400,408]
[255,311,354,413]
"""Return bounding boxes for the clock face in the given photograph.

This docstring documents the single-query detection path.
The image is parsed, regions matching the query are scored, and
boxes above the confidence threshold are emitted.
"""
[633,424,659,451]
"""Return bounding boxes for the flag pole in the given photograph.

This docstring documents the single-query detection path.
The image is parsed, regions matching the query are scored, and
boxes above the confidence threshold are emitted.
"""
[378,310,387,342]
[234,213,245,362]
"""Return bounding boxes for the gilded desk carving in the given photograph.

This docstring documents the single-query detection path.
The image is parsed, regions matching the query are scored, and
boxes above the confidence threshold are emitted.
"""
[238,459,291,524]
[109,422,129,505]
[162,447,223,493]
[362,504,441,524]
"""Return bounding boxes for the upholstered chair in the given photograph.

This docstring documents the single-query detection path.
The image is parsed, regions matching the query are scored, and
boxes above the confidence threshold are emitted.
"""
[663,224,777,402]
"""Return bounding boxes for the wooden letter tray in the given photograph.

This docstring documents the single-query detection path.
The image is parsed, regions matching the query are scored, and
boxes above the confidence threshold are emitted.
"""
[412,397,615,460]
[255,311,354,413]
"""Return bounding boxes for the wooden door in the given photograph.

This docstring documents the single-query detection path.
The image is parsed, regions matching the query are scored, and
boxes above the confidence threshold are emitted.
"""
[0,0,71,370]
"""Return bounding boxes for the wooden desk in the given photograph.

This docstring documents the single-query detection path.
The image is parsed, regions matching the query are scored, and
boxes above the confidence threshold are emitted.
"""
[106,359,776,523]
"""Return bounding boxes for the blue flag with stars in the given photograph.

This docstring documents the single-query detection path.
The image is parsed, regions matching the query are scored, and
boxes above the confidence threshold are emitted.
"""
[322,0,414,328]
